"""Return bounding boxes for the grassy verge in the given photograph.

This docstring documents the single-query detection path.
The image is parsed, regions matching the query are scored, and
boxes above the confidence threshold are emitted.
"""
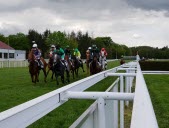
[144,74,169,128]
[0,60,125,128]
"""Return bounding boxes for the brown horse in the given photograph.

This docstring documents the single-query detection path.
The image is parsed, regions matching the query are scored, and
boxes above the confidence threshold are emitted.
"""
[53,54,66,85]
[28,50,47,83]
[120,58,125,65]
[65,55,75,79]
[90,55,102,75]
[46,56,55,80]
[71,55,85,78]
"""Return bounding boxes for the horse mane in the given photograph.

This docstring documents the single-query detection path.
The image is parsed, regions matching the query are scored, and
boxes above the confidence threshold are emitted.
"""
[28,50,35,62]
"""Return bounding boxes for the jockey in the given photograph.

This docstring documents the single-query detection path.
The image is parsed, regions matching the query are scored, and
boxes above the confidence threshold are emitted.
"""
[100,47,108,66]
[54,44,65,60]
[64,45,71,60]
[86,47,91,62]
[64,45,73,67]
[49,44,56,59]
[55,44,68,70]
[73,48,82,64]
[31,43,44,68]
[48,45,56,67]
[91,44,101,66]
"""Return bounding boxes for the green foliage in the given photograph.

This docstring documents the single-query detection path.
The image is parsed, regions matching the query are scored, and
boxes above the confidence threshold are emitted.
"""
[45,31,78,53]
[0,34,8,43]
[8,33,30,51]
[1,29,169,59]
[94,37,113,49]
[76,31,92,58]
[130,46,169,59]
[139,61,169,71]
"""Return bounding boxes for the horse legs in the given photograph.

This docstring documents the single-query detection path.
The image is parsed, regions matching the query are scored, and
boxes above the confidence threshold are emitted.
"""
[75,69,78,77]
[35,74,38,83]
[55,73,59,85]
[66,70,70,83]
[80,63,85,72]
[51,70,55,80]
[72,69,75,79]
[61,75,64,84]
[31,74,35,83]
[46,68,50,78]
[37,70,40,82]
[47,68,54,81]
[42,68,47,83]
[86,62,90,75]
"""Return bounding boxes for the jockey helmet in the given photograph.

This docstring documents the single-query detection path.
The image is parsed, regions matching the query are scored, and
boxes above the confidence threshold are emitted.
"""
[86,49,90,53]
[101,48,105,51]
[92,44,96,49]
[32,41,36,44]
[74,48,78,52]
[56,44,60,49]
[88,47,91,50]
[51,45,55,48]
[32,43,37,48]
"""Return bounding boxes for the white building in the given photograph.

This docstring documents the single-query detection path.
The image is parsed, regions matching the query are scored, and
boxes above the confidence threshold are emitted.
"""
[0,41,26,60]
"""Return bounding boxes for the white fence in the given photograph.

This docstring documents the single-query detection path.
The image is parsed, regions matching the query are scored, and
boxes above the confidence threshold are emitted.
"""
[0,57,159,128]
[0,59,117,68]
[0,60,28,68]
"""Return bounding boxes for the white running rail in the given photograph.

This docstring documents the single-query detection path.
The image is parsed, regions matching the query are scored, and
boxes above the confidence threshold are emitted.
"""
[0,57,159,128]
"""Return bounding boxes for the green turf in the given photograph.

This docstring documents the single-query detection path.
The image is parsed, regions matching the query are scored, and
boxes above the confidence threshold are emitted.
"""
[0,60,122,128]
[144,75,169,128]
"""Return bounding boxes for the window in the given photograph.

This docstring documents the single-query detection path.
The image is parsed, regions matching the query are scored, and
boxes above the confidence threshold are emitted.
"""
[4,53,8,59]
[9,53,14,58]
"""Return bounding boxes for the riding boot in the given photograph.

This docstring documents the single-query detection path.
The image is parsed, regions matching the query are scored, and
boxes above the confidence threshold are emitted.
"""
[78,59,82,64]
[64,61,67,70]
[38,59,44,68]
[98,62,101,66]
[69,60,74,68]
[64,61,68,71]
[35,60,40,66]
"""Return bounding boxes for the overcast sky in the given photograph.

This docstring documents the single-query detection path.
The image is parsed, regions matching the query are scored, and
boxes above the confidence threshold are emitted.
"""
[0,0,169,48]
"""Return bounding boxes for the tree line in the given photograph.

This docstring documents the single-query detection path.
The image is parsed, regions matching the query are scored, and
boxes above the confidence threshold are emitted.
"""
[0,29,169,59]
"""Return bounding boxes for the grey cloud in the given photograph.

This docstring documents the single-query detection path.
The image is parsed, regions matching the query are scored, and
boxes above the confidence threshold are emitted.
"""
[164,11,169,17]
[126,0,169,11]
[0,0,169,48]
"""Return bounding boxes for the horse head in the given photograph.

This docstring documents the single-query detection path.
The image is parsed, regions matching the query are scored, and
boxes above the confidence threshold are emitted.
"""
[28,50,35,62]
[90,55,101,75]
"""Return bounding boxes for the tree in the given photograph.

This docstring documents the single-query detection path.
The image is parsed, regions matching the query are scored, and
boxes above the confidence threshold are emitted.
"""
[45,31,78,55]
[0,34,8,43]
[8,33,29,51]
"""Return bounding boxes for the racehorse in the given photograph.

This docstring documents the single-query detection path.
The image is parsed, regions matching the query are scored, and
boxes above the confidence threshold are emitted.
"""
[65,55,75,79]
[53,54,70,85]
[28,50,47,83]
[90,55,102,75]
[100,51,107,70]
[46,56,55,80]
[71,55,85,77]
[120,58,125,65]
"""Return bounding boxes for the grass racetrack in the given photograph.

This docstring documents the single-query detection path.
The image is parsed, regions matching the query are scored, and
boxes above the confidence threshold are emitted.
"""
[1,60,167,128]
[144,74,169,128]
[0,60,122,128]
